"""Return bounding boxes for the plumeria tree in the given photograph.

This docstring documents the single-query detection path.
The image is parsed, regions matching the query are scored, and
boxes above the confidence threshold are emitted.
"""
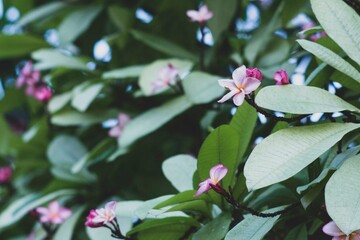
[0,0,359,239]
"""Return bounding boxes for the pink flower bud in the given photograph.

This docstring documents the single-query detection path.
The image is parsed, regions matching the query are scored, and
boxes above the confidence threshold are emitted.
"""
[85,210,104,228]
[274,69,290,85]
[246,68,263,81]
[0,166,12,184]
[34,85,52,102]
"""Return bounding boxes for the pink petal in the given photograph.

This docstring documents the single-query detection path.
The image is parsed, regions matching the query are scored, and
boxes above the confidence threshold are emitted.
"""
[186,10,200,21]
[105,201,117,211]
[22,62,33,75]
[199,5,209,14]
[40,215,50,223]
[232,66,247,87]
[109,126,121,138]
[217,89,239,103]
[59,208,72,220]
[194,179,211,197]
[243,77,261,94]
[209,164,228,184]
[51,216,64,225]
[118,113,131,128]
[233,91,245,106]
[218,79,237,90]
[49,201,60,212]
[203,12,213,21]
[323,221,345,237]
[36,207,49,215]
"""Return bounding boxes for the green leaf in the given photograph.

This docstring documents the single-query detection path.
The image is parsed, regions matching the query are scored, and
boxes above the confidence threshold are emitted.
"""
[255,85,360,114]
[58,5,102,44]
[330,70,360,92]
[119,96,192,148]
[155,190,208,209]
[32,49,89,71]
[325,154,360,234]
[102,65,145,79]
[135,195,173,220]
[244,123,360,190]
[225,207,284,240]
[193,212,232,240]
[47,92,72,113]
[162,155,197,192]
[53,206,85,240]
[230,101,257,164]
[130,30,197,61]
[182,72,223,104]
[0,190,75,229]
[310,0,360,65]
[0,34,49,59]
[206,0,237,42]
[51,109,118,126]
[107,5,133,32]
[14,2,68,28]
[71,83,104,112]
[284,224,308,240]
[197,125,241,205]
[297,40,360,83]
[139,59,193,96]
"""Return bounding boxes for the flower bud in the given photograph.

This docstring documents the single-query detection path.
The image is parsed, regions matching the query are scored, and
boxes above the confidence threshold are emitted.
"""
[274,69,290,85]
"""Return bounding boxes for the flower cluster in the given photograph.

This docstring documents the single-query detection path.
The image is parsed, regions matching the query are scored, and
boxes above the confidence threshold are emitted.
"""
[323,221,360,240]
[194,164,228,197]
[109,113,131,138]
[151,64,180,94]
[0,166,12,184]
[218,65,290,106]
[35,201,72,225]
[186,5,213,24]
[16,61,52,102]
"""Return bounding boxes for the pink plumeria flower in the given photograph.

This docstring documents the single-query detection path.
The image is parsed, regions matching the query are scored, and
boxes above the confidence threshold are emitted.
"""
[151,64,179,94]
[85,201,117,227]
[36,201,72,225]
[218,65,261,106]
[194,164,228,197]
[0,166,12,184]
[274,69,290,85]
[323,221,360,240]
[108,113,131,138]
[16,61,41,88]
[186,5,213,23]
[33,85,52,102]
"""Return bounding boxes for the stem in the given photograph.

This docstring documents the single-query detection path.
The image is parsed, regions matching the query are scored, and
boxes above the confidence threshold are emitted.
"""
[245,95,309,123]
[210,184,299,218]
[199,24,206,71]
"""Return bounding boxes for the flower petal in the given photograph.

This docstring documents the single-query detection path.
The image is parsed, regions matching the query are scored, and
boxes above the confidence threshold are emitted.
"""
[217,89,239,103]
[323,221,345,237]
[218,79,237,90]
[48,201,60,212]
[209,164,228,184]
[36,207,49,215]
[194,179,211,197]
[243,77,261,94]
[232,66,247,87]
[105,201,117,211]
[233,91,245,106]
[186,10,200,21]
[59,208,72,220]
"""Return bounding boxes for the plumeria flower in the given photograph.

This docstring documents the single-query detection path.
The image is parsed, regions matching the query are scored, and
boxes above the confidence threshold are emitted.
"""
[194,164,228,197]
[323,221,360,240]
[218,65,262,106]
[186,5,213,23]
[33,85,53,102]
[151,64,179,94]
[274,69,290,85]
[108,113,131,138]
[16,61,41,88]
[246,68,263,81]
[36,201,72,225]
[85,201,117,228]
[0,166,12,184]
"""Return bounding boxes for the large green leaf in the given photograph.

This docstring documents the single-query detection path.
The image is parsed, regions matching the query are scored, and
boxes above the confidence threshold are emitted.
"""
[108,5,133,32]
[131,30,197,61]
[51,109,118,126]
[297,40,360,83]
[119,96,192,148]
[206,0,237,42]
[197,125,241,205]
[32,49,88,71]
[71,83,104,112]
[182,72,223,104]
[47,92,72,113]
[255,85,360,114]
[0,190,75,229]
[325,154,360,235]
[193,212,232,240]
[155,190,208,209]
[0,34,49,59]
[139,59,193,96]
[311,0,360,65]
[58,5,102,44]
[162,155,197,192]
[225,207,284,240]
[102,65,145,79]
[14,2,68,28]
[244,123,360,190]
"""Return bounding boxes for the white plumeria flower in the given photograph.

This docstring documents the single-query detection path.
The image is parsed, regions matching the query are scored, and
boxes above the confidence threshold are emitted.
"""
[92,201,117,225]
[217,65,261,106]
[186,5,213,23]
